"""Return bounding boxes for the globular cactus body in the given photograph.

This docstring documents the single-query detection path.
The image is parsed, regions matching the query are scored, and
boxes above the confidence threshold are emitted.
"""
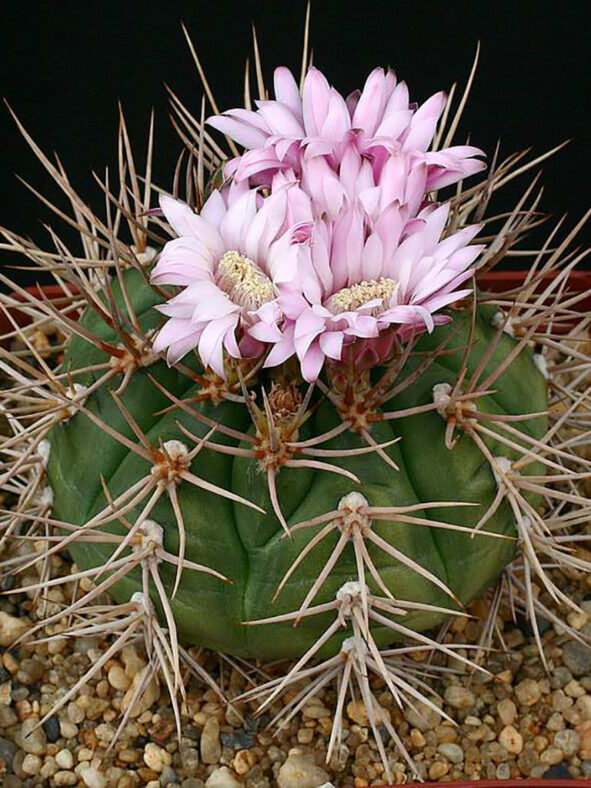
[47,268,547,658]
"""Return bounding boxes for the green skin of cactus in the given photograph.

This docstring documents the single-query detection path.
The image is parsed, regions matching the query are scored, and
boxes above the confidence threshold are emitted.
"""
[47,269,548,659]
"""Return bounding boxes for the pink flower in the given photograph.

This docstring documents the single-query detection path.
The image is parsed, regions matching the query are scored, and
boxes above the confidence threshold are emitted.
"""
[266,202,483,382]
[207,66,485,190]
[151,187,301,376]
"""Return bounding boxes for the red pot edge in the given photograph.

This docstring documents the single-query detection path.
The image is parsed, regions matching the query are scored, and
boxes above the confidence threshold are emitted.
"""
[382,782,591,788]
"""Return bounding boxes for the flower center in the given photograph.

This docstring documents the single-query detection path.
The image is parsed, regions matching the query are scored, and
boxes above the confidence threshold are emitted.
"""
[216,250,276,310]
[325,277,398,315]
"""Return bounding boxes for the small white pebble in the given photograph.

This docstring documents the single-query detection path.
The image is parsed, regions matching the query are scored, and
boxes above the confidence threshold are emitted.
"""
[21,753,42,775]
[56,749,74,769]
[143,741,172,772]
[59,721,78,739]
[81,766,107,788]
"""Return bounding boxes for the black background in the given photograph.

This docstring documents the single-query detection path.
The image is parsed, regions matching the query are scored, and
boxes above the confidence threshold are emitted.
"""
[1,0,591,287]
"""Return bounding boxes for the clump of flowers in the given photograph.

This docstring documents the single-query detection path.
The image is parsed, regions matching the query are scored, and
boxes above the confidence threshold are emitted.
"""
[208,66,485,189]
[152,66,485,381]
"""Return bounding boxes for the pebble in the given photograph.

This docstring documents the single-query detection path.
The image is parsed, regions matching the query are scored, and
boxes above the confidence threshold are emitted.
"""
[578,695,591,720]
[160,765,179,785]
[302,701,331,719]
[21,753,41,775]
[181,747,200,777]
[108,663,131,691]
[346,699,388,726]
[562,641,591,676]
[42,715,61,743]
[0,736,17,763]
[54,771,78,786]
[541,745,564,765]
[565,679,586,698]
[121,668,160,717]
[428,761,450,780]
[232,749,256,775]
[499,725,524,754]
[121,645,146,677]
[444,685,475,709]
[81,767,108,788]
[555,729,581,756]
[19,717,47,754]
[548,712,566,731]
[515,679,542,706]
[543,764,573,779]
[567,610,588,630]
[581,760,591,778]
[144,742,172,773]
[552,666,575,689]
[405,701,440,731]
[496,762,511,780]
[277,754,331,788]
[56,749,75,769]
[0,705,17,727]
[0,611,31,647]
[59,721,78,739]
[497,698,517,725]
[437,743,464,763]
[205,766,242,787]
[220,729,254,750]
[201,717,221,764]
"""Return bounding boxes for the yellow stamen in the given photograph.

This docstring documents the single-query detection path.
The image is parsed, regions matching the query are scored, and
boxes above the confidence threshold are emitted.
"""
[326,277,398,314]
[216,250,275,310]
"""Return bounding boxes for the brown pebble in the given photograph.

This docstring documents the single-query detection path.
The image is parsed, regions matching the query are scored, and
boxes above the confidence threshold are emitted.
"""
[499,725,524,755]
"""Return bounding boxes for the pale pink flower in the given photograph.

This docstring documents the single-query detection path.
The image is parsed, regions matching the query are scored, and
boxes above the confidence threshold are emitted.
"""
[151,187,301,376]
[207,66,485,190]
[266,202,483,382]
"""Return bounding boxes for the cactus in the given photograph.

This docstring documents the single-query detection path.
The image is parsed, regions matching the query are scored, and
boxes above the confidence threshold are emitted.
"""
[2,19,591,782]
[46,267,548,659]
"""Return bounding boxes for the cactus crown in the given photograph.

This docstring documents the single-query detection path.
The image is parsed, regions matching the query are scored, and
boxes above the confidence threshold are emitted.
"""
[2,19,591,783]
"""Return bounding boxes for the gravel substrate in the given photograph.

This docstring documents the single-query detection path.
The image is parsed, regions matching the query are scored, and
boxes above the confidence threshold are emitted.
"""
[2,543,591,788]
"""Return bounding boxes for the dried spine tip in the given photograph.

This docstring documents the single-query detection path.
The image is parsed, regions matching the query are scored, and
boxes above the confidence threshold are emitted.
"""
[491,456,515,491]
[37,440,51,468]
[151,440,191,484]
[38,486,54,508]
[138,519,164,548]
[432,382,453,415]
[163,439,190,460]
[130,591,153,613]
[336,580,366,602]
[60,384,89,421]
[339,635,358,654]
[533,353,550,379]
[491,311,516,336]
[131,244,157,265]
[338,491,368,512]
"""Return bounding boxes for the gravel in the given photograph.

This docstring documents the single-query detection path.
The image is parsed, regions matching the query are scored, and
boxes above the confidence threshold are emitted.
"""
[2,451,591,786]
